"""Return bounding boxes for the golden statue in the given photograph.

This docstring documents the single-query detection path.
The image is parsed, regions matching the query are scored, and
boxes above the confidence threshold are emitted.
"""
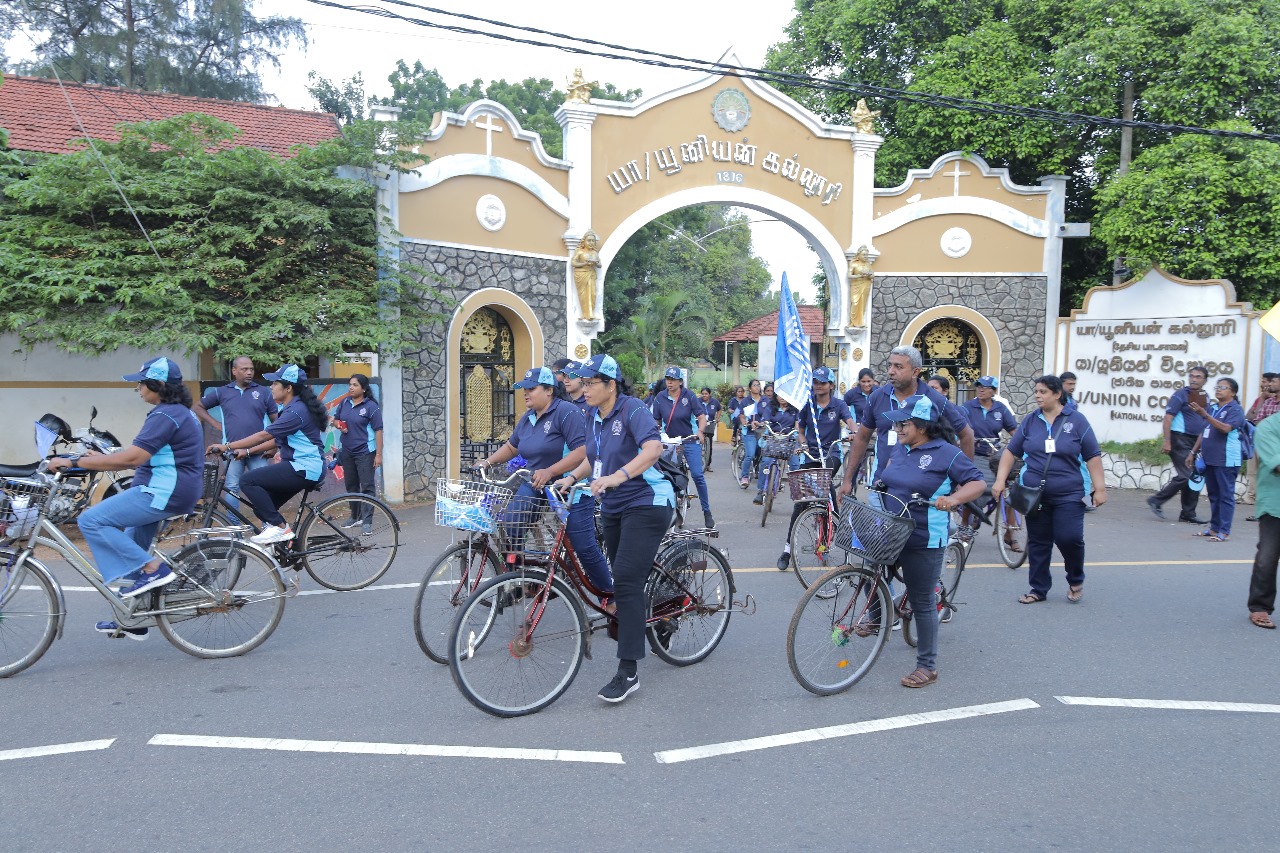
[566,68,595,105]
[849,98,881,135]
[573,231,601,320]
[847,245,874,327]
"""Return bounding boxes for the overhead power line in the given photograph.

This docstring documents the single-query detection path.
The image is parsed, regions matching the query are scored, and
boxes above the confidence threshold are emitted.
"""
[304,0,1280,144]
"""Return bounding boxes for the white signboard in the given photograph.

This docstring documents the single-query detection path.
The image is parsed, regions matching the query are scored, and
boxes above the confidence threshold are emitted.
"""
[1056,269,1261,443]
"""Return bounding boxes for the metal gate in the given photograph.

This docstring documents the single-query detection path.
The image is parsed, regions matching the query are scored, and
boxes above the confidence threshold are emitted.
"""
[458,307,516,465]
[913,318,983,402]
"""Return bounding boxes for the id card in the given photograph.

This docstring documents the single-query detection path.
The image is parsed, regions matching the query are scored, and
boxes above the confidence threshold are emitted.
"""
[1044,438,1056,454]
[887,429,898,446]
[593,460,602,479]
[1204,426,1212,439]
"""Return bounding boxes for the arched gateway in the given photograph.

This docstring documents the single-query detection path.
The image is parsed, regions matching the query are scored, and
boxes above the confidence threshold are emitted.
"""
[373,54,1088,502]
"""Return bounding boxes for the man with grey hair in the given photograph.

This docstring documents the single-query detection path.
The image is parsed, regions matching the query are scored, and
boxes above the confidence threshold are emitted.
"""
[838,346,975,499]
[193,356,275,511]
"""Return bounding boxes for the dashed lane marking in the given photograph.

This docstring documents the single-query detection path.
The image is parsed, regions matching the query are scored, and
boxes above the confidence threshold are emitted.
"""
[652,698,1040,764]
[148,734,625,764]
[0,739,115,762]
[1056,696,1280,713]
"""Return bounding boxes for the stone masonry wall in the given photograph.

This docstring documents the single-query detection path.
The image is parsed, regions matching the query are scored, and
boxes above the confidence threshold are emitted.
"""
[398,242,567,501]
[872,275,1047,415]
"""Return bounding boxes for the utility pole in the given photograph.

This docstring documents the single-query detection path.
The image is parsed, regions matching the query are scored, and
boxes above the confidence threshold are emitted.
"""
[1113,78,1135,285]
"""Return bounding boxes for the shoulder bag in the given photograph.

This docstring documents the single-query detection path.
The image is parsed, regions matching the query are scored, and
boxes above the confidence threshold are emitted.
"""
[1006,415,1066,515]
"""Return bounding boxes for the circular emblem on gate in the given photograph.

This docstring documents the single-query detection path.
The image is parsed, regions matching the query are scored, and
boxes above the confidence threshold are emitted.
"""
[940,227,972,258]
[574,343,589,359]
[852,348,864,361]
[476,194,506,231]
[712,88,751,133]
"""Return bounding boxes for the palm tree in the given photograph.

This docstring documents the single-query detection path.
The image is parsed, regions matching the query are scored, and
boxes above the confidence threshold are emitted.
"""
[605,289,712,383]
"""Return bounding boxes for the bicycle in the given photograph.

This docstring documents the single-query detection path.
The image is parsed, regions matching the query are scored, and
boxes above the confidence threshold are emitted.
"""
[785,491,934,695]
[159,452,400,591]
[447,481,752,717]
[757,424,797,527]
[961,439,1028,569]
[0,465,286,676]
[782,447,843,590]
[658,433,699,530]
[896,499,989,647]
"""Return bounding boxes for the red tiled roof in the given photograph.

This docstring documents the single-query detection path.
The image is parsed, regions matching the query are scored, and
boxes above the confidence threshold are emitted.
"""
[0,74,341,158]
[715,306,827,342]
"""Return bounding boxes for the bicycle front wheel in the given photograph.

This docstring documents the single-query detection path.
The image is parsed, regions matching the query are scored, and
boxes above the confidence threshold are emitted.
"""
[786,564,891,696]
[941,541,966,602]
[449,570,586,717]
[158,539,285,658]
[0,552,59,678]
[996,503,1028,568]
[732,442,745,476]
[789,503,836,590]
[414,539,502,664]
[300,495,400,590]
[646,538,733,665]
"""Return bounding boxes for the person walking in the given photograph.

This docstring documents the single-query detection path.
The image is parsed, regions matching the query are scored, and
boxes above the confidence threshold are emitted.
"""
[650,366,715,529]
[993,375,1107,604]
[207,364,327,545]
[737,379,770,489]
[1246,405,1280,628]
[47,357,203,639]
[1188,377,1246,543]
[1148,366,1210,524]
[1244,373,1279,516]
[192,356,275,511]
[698,387,722,472]
[331,373,383,535]
[562,354,674,703]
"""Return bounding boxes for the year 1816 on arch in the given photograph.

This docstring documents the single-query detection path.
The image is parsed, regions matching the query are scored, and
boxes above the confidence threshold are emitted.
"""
[716,171,744,184]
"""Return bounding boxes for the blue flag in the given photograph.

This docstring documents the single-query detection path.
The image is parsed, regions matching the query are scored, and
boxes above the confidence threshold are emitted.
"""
[773,272,812,411]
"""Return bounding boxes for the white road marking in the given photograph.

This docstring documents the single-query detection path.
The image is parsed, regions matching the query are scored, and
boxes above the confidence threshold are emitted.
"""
[1056,696,1280,713]
[149,734,624,764]
[295,582,420,596]
[0,739,115,762]
[653,698,1039,764]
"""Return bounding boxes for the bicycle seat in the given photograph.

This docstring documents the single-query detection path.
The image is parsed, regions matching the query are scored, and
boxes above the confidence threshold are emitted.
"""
[0,462,41,477]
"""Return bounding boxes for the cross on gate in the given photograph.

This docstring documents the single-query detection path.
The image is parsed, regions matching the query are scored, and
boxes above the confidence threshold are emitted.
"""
[474,114,504,157]
[942,161,971,197]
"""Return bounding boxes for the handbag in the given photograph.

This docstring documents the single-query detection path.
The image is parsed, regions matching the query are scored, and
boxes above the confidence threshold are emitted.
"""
[1007,478,1045,515]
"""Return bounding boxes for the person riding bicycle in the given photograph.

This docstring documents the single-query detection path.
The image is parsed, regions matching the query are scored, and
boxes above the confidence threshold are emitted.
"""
[878,397,985,688]
[737,379,771,489]
[698,387,721,472]
[561,354,674,704]
[192,355,275,512]
[754,397,798,505]
[650,366,715,530]
[957,375,1019,544]
[47,357,203,639]
[207,364,327,546]
[553,358,590,416]
[481,366,613,607]
[775,367,858,570]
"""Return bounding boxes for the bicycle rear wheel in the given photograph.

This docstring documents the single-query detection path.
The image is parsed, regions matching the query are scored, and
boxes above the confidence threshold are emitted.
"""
[449,570,586,717]
[299,495,400,590]
[940,541,965,604]
[789,503,836,590]
[158,539,285,658]
[760,465,775,527]
[0,552,59,678]
[646,538,733,665]
[414,539,502,664]
[786,564,891,696]
[996,502,1028,568]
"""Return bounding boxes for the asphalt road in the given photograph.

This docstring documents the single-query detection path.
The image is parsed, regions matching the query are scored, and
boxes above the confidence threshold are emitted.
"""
[3,454,1277,851]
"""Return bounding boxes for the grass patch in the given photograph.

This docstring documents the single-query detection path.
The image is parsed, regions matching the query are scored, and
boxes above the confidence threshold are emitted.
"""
[1100,438,1168,467]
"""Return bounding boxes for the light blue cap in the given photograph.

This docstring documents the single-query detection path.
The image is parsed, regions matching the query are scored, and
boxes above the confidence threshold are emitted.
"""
[886,396,940,423]
[567,354,620,380]
[514,366,557,389]
[264,364,306,383]
[123,357,181,383]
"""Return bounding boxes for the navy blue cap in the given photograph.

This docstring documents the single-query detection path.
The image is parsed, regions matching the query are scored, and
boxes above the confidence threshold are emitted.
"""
[812,366,836,384]
[567,354,619,380]
[123,357,182,383]
[976,375,999,389]
[664,366,684,381]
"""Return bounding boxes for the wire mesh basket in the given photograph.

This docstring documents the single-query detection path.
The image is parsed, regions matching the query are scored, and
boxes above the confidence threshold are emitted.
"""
[491,498,561,561]
[0,477,52,540]
[762,436,798,459]
[787,467,833,501]
[832,495,916,565]
[201,462,221,503]
[434,478,514,533]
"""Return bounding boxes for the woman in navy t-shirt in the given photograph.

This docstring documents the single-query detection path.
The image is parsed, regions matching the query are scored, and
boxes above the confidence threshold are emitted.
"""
[1188,377,1247,542]
[332,373,384,534]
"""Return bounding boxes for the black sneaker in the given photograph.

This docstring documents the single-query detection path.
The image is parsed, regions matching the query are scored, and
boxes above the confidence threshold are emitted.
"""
[703,511,715,529]
[1147,497,1164,519]
[753,491,764,505]
[1179,515,1208,524]
[598,672,639,703]
[95,620,148,641]
[777,551,791,571]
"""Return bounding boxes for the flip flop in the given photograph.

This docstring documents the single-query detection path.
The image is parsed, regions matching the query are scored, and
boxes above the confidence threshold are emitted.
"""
[1193,529,1218,538]
[1206,532,1229,542]
[1067,584,1083,603]
[1018,591,1046,604]
[1250,612,1276,629]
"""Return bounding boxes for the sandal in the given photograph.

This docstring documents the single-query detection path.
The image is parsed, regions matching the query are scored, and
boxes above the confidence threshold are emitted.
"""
[1003,536,1023,553]
[1206,532,1229,543]
[1193,528,1218,538]
[1067,584,1083,603]
[901,668,938,688]
[1250,612,1276,629]
[599,594,617,615]
[851,618,881,638]
[1018,591,1046,604]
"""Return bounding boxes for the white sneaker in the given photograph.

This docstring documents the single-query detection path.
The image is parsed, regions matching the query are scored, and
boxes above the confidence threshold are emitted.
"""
[250,524,294,545]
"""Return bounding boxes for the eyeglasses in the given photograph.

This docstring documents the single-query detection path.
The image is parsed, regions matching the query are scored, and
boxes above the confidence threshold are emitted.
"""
[581,378,605,388]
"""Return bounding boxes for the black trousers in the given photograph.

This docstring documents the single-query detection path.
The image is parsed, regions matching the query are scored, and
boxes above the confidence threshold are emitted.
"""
[239,463,316,528]
[601,505,674,662]
[1248,514,1280,614]
[338,450,377,522]
[1152,432,1201,517]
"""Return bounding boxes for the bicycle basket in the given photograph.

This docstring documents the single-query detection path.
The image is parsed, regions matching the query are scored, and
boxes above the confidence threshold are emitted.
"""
[491,497,560,561]
[787,467,832,501]
[762,436,798,459]
[0,478,50,540]
[832,495,916,565]
[434,479,514,533]
[201,462,221,503]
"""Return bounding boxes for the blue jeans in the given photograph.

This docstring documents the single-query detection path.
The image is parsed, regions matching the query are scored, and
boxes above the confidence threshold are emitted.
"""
[1025,494,1086,596]
[899,546,944,672]
[1205,464,1239,536]
[224,454,270,512]
[568,495,612,594]
[78,487,175,583]
[681,440,711,513]
[739,431,759,481]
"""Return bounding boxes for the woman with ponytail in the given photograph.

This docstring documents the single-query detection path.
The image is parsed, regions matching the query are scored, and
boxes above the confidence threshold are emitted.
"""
[208,364,327,545]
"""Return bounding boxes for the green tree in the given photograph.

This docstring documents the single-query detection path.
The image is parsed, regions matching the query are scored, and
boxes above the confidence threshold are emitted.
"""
[604,290,712,385]
[1093,124,1280,307]
[306,71,365,125]
[0,113,442,362]
[7,0,304,101]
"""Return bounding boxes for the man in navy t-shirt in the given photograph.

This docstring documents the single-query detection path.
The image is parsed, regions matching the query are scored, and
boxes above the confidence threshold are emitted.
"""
[650,366,715,529]
[193,356,274,510]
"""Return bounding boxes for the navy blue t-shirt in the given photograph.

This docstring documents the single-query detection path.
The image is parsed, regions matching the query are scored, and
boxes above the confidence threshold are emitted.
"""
[879,437,984,549]
[1166,386,1209,436]
[861,380,971,481]
[798,397,854,458]
[508,397,587,471]
[266,398,326,481]
[700,396,722,427]
[650,386,702,439]
[737,395,771,431]
[132,403,204,513]
[335,395,384,457]
[1202,400,1246,467]
[200,382,274,444]
[843,386,875,423]
[1007,406,1101,499]
[587,395,675,514]
[961,398,1018,453]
